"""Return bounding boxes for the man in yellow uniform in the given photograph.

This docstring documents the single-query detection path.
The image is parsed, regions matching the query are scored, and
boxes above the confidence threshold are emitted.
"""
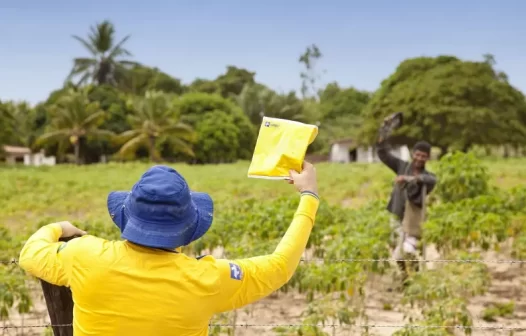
[19,162,319,336]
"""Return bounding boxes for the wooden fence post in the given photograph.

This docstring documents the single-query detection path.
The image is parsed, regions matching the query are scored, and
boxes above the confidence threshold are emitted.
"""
[39,280,73,336]
[38,236,78,336]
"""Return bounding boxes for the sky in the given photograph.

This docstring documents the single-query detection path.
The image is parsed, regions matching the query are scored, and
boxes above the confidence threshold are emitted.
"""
[1,0,525,105]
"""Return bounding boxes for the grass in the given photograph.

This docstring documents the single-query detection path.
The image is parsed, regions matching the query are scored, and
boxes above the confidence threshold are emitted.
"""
[1,158,526,233]
[2,157,526,332]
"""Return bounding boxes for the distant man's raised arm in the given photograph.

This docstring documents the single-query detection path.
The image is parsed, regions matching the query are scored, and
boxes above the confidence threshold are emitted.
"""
[376,112,405,174]
[377,141,404,174]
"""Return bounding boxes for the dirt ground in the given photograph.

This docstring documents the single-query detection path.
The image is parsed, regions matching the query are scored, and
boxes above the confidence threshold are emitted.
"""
[4,245,526,336]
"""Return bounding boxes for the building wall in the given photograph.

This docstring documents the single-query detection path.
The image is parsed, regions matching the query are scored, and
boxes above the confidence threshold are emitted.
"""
[329,143,352,163]
[330,144,411,163]
[23,153,56,166]
[356,147,374,163]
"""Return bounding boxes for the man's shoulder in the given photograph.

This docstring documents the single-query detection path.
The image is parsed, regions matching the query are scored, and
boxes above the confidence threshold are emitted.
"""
[193,255,239,274]
[58,235,121,256]
[188,254,225,280]
[66,234,114,245]
[194,254,220,268]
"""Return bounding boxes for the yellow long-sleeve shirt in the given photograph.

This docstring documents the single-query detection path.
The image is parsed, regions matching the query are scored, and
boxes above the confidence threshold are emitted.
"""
[19,194,319,336]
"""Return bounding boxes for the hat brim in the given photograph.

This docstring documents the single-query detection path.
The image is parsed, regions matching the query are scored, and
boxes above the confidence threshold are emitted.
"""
[106,191,214,249]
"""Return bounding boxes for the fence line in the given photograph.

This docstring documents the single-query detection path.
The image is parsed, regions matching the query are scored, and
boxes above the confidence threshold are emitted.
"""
[2,258,526,265]
[2,322,526,331]
[2,259,526,333]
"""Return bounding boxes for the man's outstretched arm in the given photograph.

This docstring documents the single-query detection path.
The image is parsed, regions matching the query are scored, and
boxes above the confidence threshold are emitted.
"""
[210,162,319,313]
[211,192,319,313]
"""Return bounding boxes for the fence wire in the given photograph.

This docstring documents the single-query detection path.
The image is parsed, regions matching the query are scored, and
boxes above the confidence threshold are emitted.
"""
[3,257,526,333]
[2,322,526,331]
[3,257,526,265]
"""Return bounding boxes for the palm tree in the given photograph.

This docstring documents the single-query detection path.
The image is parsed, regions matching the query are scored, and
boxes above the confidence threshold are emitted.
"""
[35,88,114,164]
[67,20,139,86]
[117,91,196,162]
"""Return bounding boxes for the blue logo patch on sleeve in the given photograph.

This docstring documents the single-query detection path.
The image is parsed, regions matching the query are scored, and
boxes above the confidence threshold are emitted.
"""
[229,263,242,280]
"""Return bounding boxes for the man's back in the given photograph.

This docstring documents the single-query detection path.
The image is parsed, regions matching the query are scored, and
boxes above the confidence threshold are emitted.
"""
[18,164,320,336]
[67,236,220,335]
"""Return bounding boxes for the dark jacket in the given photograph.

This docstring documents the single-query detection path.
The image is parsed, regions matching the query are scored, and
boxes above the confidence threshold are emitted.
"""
[377,142,437,220]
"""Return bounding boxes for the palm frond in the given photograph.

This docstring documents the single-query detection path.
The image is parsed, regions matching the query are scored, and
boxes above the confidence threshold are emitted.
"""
[118,133,147,157]
[81,109,105,127]
[35,130,70,146]
[168,137,195,157]
[118,60,142,66]
[72,35,98,55]
[91,20,115,52]
[163,123,197,142]
[88,129,115,140]
[108,35,132,58]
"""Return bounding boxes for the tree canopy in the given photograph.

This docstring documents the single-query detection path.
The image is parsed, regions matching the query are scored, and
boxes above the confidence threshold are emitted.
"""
[358,55,526,154]
[1,21,525,164]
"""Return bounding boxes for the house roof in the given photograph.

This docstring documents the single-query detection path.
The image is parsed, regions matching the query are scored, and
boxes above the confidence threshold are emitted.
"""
[2,145,31,155]
[331,138,354,146]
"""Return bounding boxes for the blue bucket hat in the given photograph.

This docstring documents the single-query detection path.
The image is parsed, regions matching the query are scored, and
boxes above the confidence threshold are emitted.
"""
[106,165,214,250]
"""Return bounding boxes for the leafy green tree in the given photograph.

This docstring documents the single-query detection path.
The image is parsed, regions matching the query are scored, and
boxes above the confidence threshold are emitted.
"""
[307,83,371,154]
[236,84,306,125]
[35,88,113,164]
[1,101,38,149]
[194,111,240,164]
[359,55,526,155]
[188,79,220,95]
[0,101,15,149]
[67,20,138,86]
[188,66,255,99]
[33,84,129,163]
[117,91,195,162]
[86,84,130,134]
[119,65,186,95]
[319,82,371,121]
[175,92,255,160]
[215,66,256,98]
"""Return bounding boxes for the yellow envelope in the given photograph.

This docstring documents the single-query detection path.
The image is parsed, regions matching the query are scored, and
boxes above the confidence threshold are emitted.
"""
[248,117,318,179]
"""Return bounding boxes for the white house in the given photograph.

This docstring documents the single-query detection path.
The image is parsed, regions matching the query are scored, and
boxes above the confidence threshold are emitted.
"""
[24,151,56,166]
[3,145,56,166]
[329,138,410,164]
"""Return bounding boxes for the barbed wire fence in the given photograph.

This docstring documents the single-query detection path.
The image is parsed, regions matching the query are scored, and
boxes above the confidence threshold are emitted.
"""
[2,257,526,334]
[3,257,526,265]
[2,322,526,332]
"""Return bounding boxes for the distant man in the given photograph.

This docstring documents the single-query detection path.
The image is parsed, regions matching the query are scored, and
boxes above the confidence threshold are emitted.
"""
[376,114,437,284]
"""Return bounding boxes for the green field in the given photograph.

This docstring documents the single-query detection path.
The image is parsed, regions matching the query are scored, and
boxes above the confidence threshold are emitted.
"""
[2,158,525,230]
[2,12,526,335]
[2,155,526,335]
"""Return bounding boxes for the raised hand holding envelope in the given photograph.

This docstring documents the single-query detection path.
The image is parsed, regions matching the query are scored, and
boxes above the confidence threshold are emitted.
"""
[247,117,318,179]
